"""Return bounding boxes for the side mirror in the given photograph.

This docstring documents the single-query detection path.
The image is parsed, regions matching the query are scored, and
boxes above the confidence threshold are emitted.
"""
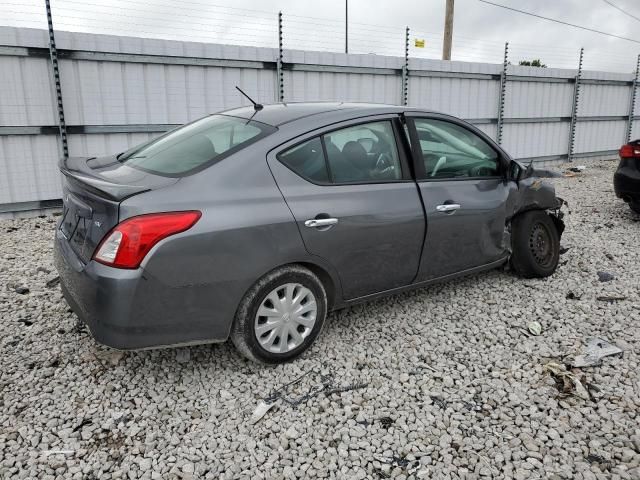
[509,160,523,182]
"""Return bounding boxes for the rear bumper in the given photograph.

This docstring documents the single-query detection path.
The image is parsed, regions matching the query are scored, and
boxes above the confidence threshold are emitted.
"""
[54,230,227,349]
[614,167,640,203]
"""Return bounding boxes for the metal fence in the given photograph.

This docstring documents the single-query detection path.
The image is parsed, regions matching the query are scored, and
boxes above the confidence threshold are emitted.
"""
[1,17,640,213]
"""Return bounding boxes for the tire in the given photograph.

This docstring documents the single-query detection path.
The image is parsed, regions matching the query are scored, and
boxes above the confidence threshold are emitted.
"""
[230,265,327,364]
[510,210,560,278]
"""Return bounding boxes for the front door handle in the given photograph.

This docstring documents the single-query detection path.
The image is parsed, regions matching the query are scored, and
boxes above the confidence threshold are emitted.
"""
[304,218,339,228]
[436,203,461,213]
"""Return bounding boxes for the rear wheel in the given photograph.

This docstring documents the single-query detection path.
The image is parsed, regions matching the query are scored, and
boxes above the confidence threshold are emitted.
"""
[511,210,560,278]
[230,265,327,364]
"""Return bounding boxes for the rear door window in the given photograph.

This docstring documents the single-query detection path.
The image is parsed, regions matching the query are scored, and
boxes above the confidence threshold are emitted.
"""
[120,115,275,176]
[277,120,403,184]
[278,137,330,183]
[323,121,402,183]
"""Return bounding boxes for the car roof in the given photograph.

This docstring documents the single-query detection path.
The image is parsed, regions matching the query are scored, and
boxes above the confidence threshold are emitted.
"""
[221,102,429,127]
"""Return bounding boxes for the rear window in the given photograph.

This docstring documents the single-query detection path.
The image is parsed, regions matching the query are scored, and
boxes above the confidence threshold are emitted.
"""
[120,115,275,176]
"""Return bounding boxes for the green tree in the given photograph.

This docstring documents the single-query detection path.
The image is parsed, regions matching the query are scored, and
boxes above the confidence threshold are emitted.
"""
[518,59,547,68]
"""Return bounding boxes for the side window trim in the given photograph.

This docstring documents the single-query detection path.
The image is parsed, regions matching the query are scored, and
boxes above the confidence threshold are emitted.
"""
[319,136,335,183]
[393,116,416,180]
[406,116,502,182]
[406,117,428,180]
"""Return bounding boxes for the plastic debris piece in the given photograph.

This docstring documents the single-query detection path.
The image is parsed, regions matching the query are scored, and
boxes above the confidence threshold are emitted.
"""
[568,165,586,172]
[570,338,623,368]
[566,291,582,300]
[250,400,274,424]
[596,295,626,303]
[528,321,542,336]
[597,271,615,282]
[15,286,29,294]
[559,246,570,255]
[543,362,590,400]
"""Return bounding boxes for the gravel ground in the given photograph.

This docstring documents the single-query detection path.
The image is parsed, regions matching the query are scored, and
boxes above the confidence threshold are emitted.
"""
[1,159,639,480]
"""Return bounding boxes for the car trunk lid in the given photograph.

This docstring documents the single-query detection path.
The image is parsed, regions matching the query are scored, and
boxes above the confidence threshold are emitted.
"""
[59,155,178,263]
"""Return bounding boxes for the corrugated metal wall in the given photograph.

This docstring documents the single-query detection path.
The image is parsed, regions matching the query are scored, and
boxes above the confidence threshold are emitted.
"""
[0,26,637,211]
[408,59,502,119]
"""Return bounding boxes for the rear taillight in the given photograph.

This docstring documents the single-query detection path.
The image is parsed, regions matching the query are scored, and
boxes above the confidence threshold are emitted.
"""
[619,143,640,158]
[93,211,201,269]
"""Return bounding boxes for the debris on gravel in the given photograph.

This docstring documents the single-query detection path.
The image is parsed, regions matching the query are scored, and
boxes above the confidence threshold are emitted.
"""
[597,271,616,282]
[569,337,624,368]
[1,160,639,479]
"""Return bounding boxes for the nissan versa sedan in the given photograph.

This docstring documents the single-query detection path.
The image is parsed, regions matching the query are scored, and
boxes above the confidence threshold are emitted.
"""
[54,102,565,364]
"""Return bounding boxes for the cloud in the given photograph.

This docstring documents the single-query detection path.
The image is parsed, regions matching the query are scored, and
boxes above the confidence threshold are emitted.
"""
[2,0,639,71]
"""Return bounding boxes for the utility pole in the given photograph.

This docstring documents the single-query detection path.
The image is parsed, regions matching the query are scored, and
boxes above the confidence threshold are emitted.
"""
[442,0,454,60]
[345,0,349,54]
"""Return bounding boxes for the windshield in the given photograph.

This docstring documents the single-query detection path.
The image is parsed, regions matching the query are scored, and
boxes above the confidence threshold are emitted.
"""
[120,115,275,176]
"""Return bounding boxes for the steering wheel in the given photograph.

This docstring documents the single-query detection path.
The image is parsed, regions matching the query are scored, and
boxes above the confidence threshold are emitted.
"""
[371,152,395,179]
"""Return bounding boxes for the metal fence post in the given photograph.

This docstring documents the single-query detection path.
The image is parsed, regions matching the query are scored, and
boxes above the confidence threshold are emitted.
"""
[496,42,509,145]
[625,54,640,143]
[402,26,409,106]
[567,47,584,162]
[45,0,68,159]
[276,11,284,102]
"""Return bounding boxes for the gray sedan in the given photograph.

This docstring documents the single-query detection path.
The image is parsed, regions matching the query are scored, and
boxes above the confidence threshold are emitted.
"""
[54,102,565,363]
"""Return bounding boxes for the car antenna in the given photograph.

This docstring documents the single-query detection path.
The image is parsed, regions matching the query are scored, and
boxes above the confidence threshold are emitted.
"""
[235,86,263,111]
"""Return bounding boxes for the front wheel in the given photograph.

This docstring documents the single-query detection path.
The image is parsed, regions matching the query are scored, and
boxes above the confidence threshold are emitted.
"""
[510,210,560,278]
[230,265,327,364]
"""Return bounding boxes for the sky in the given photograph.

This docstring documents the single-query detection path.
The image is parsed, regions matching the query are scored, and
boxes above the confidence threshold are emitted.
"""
[2,0,640,72]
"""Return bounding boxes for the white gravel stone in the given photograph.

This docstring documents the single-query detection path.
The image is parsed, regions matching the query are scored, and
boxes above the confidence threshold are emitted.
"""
[0,161,639,479]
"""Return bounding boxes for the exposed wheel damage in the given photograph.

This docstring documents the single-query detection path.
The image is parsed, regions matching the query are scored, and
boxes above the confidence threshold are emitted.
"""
[504,165,567,277]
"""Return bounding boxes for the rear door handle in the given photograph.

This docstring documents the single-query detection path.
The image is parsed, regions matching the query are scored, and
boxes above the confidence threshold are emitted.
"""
[436,203,461,213]
[304,218,339,228]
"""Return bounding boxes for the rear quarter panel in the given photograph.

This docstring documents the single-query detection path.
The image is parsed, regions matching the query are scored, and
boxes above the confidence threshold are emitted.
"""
[118,142,340,341]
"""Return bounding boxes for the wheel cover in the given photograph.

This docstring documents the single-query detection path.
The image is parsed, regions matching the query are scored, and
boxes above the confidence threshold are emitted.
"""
[254,283,317,354]
[529,222,555,268]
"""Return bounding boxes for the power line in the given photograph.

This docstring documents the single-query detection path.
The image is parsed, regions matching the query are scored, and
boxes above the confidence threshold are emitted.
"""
[601,0,640,23]
[478,0,640,44]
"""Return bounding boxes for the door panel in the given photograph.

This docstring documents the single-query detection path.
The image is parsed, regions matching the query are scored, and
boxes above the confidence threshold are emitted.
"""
[416,179,512,281]
[404,113,514,280]
[267,159,425,299]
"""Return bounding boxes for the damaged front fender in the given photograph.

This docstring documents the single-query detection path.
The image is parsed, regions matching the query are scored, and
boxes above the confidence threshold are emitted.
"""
[507,174,567,238]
